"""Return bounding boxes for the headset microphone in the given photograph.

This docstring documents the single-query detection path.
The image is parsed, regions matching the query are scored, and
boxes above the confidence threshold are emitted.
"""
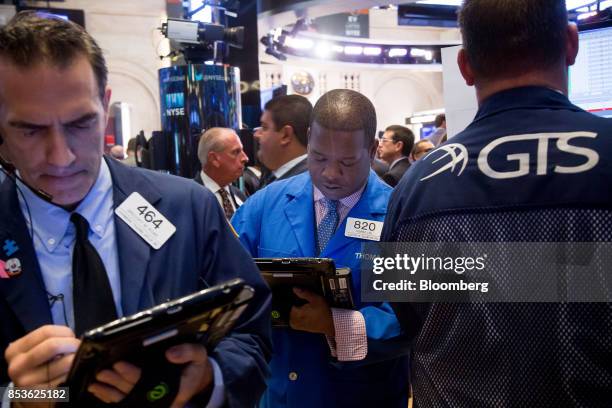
[0,134,54,202]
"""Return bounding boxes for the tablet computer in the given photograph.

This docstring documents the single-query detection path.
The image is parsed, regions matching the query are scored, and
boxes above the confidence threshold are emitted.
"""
[64,278,253,406]
[255,258,354,327]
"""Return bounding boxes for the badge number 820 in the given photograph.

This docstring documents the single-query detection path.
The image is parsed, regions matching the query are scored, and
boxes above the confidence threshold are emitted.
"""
[353,219,377,232]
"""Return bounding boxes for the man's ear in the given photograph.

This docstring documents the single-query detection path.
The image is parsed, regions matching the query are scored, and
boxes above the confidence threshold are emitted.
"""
[368,139,378,160]
[395,140,404,154]
[208,151,220,168]
[279,125,294,147]
[566,23,579,67]
[102,87,112,123]
[457,48,475,86]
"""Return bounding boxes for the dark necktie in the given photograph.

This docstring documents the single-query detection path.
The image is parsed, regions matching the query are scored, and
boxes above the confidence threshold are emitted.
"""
[218,188,235,219]
[317,198,339,255]
[71,213,118,336]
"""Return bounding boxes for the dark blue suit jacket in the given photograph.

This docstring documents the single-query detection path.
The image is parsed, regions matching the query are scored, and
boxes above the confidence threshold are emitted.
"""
[0,157,272,407]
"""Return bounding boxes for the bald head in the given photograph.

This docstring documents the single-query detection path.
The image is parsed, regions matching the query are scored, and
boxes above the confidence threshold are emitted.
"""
[310,89,377,149]
[110,145,125,160]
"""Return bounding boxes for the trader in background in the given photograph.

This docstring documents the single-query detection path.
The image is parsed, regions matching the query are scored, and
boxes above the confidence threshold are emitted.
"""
[0,11,271,407]
[377,125,414,187]
[410,139,435,162]
[255,95,312,187]
[233,89,410,408]
[195,127,248,220]
[109,144,125,160]
[383,0,612,406]
[427,113,446,146]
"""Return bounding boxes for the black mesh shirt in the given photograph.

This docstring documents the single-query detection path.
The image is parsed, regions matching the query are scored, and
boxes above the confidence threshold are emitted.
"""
[383,87,612,407]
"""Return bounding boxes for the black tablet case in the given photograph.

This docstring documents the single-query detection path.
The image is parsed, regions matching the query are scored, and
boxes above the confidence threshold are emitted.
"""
[255,258,354,327]
[64,278,253,407]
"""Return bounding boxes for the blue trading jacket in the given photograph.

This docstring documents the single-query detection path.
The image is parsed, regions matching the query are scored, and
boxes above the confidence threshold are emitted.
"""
[233,170,411,408]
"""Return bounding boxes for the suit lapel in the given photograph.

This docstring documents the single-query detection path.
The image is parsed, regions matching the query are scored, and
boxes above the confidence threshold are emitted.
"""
[0,180,52,331]
[283,175,316,256]
[105,158,161,315]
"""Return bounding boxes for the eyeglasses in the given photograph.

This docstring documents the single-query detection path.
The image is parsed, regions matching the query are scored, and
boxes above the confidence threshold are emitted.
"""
[379,137,395,144]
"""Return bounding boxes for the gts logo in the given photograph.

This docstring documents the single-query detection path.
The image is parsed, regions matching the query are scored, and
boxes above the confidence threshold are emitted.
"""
[421,132,599,181]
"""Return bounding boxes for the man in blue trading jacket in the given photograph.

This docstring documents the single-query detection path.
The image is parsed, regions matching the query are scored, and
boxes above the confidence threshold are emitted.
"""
[383,1,612,406]
[232,89,410,408]
[0,12,271,407]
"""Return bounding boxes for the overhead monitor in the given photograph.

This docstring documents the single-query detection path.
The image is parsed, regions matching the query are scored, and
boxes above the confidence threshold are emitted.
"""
[569,18,612,118]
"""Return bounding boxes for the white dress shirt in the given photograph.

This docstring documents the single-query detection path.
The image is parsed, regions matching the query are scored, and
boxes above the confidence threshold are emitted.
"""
[200,171,243,212]
[273,153,307,179]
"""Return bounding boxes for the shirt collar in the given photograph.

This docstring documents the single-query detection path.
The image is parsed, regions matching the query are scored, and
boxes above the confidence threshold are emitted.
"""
[474,86,577,123]
[389,156,408,170]
[200,170,227,193]
[313,183,366,210]
[273,154,307,179]
[17,159,113,252]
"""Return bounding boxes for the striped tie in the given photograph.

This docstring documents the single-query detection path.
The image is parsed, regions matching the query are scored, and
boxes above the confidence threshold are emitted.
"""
[317,198,339,255]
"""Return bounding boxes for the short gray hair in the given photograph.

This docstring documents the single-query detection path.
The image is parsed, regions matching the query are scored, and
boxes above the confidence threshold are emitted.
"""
[197,127,235,167]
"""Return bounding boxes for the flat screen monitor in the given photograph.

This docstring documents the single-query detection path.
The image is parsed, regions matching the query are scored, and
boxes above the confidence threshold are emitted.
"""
[569,18,612,118]
[259,84,287,111]
[420,124,436,139]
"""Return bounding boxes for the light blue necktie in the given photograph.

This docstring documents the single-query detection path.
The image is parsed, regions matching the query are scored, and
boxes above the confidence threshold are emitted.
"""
[317,198,339,255]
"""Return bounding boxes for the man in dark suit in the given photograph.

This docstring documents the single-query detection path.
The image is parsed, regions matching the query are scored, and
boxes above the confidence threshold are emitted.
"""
[194,127,248,220]
[255,95,312,187]
[0,12,271,407]
[377,125,414,187]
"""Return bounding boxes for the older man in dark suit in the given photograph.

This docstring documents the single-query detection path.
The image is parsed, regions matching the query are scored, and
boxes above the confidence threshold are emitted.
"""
[194,127,248,220]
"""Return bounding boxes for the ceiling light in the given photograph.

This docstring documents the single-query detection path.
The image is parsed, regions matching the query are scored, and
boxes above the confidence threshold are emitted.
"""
[364,47,382,56]
[344,46,363,55]
[577,11,598,20]
[389,48,408,57]
[411,48,433,60]
[315,42,332,58]
[285,36,314,50]
[409,114,437,124]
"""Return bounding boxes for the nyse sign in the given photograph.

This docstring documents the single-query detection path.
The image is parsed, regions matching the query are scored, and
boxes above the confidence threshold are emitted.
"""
[477,132,599,179]
[166,107,185,117]
[165,92,185,117]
